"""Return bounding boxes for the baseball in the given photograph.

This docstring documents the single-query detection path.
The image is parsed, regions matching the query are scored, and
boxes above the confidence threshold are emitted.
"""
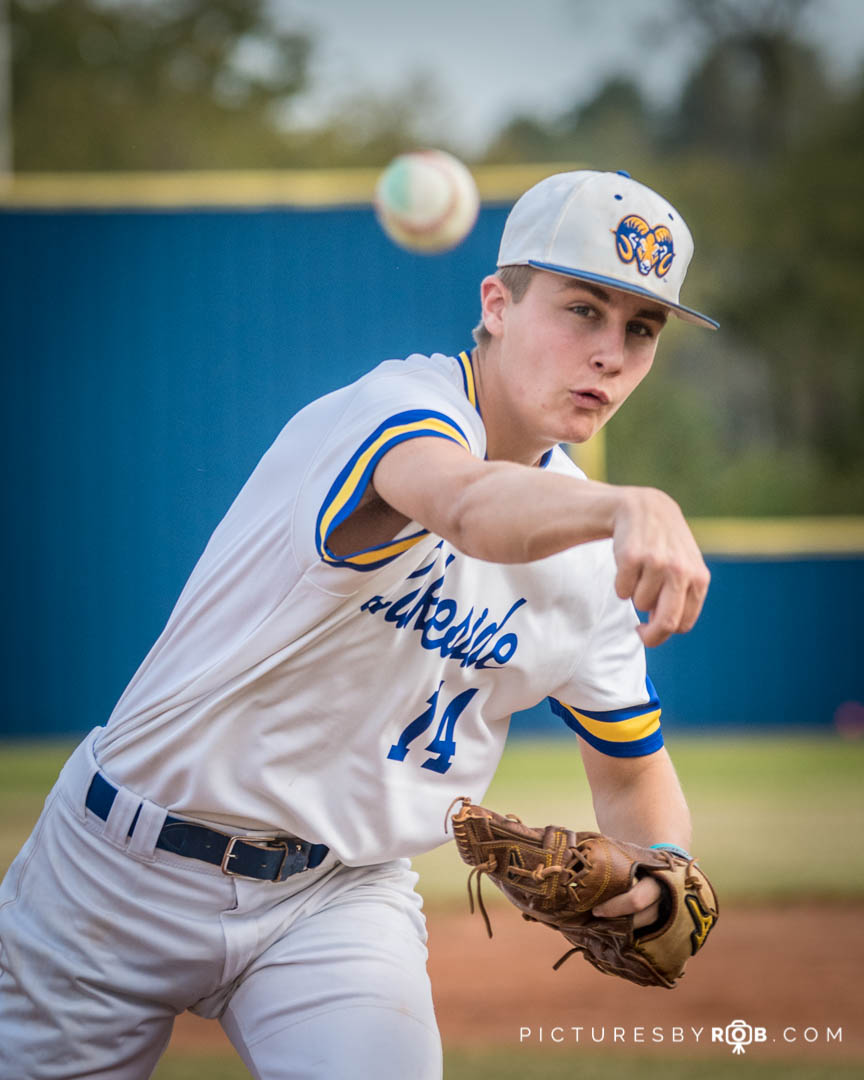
[374,149,480,253]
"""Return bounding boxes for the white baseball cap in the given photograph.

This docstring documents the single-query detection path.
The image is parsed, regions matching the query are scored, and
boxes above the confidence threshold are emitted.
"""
[498,169,718,330]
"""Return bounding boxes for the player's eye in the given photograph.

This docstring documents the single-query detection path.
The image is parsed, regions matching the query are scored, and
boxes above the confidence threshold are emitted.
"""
[569,303,596,318]
[627,320,654,338]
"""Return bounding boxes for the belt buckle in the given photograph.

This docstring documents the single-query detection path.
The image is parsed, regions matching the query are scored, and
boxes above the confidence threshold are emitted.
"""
[221,835,294,882]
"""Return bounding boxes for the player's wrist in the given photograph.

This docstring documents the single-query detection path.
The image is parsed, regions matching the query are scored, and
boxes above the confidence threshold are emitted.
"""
[650,842,692,859]
[581,480,629,537]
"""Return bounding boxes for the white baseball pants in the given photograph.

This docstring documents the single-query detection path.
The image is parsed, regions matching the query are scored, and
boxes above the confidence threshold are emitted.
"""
[0,729,442,1080]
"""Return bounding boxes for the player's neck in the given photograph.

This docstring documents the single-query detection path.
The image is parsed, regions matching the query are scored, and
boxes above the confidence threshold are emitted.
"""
[471,346,554,468]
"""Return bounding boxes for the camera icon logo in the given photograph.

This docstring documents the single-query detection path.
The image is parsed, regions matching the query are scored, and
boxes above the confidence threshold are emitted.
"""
[726,1020,753,1055]
[712,1019,767,1056]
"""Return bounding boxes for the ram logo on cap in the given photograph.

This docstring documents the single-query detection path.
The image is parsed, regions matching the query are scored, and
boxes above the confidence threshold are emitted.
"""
[496,169,719,329]
[614,215,675,279]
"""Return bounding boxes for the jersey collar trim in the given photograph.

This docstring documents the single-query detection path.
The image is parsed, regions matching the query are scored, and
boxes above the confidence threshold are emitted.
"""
[456,350,479,414]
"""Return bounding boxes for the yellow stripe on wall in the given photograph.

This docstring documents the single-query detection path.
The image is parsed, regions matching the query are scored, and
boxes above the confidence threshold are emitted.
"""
[0,163,584,209]
[561,703,662,744]
[691,517,864,556]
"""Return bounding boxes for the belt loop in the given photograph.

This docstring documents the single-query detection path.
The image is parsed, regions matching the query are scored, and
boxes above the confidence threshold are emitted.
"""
[101,785,141,846]
[127,798,168,859]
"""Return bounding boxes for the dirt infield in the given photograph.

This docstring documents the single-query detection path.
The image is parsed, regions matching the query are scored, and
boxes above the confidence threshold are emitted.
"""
[170,903,861,1063]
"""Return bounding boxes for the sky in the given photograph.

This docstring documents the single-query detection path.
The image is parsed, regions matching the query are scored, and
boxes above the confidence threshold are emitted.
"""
[275,0,864,151]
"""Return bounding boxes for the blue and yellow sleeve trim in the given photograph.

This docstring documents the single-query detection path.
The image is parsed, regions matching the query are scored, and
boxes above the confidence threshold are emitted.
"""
[548,678,663,757]
[316,408,471,571]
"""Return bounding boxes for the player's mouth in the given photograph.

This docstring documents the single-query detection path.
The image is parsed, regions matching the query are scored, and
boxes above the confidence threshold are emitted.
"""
[570,388,610,410]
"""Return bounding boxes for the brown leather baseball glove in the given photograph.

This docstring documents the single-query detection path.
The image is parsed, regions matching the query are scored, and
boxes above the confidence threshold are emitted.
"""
[447,797,718,989]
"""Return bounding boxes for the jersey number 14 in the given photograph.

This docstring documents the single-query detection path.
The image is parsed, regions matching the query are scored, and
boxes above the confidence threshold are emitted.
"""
[387,682,478,774]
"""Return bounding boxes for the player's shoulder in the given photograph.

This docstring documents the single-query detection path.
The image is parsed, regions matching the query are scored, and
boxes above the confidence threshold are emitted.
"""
[285,348,478,430]
[343,348,486,448]
[359,348,477,404]
[271,347,488,479]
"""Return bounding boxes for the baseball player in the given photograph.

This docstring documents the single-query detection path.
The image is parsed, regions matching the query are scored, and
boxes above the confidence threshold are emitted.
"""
[0,170,717,1079]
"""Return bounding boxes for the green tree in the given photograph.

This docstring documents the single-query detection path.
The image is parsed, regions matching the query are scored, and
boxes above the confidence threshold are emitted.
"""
[277,72,457,169]
[11,0,312,169]
[666,0,833,156]
[483,113,569,165]
[558,76,656,166]
[593,1,864,513]
[485,76,656,167]
[724,72,864,472]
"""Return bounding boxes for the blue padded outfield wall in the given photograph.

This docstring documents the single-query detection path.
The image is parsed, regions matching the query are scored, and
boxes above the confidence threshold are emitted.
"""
[2,196,862,737]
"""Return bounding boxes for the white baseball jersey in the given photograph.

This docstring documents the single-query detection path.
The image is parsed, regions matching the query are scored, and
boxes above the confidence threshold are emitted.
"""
[96,350,662,865]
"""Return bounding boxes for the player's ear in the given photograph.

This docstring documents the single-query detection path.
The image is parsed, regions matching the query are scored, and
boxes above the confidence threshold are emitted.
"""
[480,274,510,340]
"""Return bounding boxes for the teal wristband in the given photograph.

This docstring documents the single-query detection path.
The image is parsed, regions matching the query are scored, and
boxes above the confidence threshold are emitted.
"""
[650,842,692,859]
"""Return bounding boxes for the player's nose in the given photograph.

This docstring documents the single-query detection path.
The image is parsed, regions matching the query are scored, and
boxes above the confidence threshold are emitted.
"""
[587,328,625,374]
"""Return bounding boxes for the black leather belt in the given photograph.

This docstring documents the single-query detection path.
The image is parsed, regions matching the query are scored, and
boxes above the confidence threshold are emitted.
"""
[85,771,329,882]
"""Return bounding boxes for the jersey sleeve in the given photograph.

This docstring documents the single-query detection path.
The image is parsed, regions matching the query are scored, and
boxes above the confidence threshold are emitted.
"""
[292,354,486,576]
[547,548,663,758]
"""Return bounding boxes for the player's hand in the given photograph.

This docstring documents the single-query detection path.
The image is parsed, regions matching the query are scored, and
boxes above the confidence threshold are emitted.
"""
[611,487,710,647]
[593,874,662,929]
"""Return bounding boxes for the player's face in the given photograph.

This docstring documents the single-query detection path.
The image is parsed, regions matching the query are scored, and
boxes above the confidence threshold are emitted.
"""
[486,270,666,453]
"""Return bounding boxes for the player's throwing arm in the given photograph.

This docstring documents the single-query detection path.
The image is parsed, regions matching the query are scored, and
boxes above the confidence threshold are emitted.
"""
[373,443,710,648]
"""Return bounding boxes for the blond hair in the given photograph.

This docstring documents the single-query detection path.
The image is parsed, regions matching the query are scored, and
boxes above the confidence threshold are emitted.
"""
[471,265,538,347]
